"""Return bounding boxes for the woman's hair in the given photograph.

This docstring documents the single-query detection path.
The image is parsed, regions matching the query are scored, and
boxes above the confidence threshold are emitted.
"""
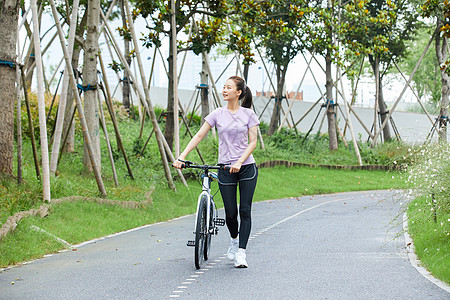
[228,76,253,108]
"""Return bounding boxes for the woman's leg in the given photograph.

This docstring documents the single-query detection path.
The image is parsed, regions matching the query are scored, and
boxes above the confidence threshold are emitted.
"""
[219,183,239,239]
[238,172,258,249]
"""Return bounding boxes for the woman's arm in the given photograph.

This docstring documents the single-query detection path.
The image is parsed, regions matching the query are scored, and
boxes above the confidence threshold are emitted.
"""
[229,125,258,173]
[173,121,212,169]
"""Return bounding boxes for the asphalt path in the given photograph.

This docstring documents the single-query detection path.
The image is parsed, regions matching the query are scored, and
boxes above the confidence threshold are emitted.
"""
[0,190,448,299]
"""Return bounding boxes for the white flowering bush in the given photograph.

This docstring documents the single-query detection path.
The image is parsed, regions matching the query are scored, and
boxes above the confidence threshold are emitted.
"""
[405,143,450,234]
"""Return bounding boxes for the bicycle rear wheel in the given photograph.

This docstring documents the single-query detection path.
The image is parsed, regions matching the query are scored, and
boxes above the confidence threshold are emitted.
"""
[194,196,207,269]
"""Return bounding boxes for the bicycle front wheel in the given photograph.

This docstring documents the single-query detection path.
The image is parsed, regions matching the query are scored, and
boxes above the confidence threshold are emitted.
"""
[204,199,214,261]
[194,196,207,269]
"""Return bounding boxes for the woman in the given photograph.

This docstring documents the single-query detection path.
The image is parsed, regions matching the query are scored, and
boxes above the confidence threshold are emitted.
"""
[173,76,259,268]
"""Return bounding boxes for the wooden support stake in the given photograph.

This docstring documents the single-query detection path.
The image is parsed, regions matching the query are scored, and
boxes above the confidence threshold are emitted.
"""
[20,67,41,180]
[393,60,434,125]
[371,31,435,147]
[122,2,181,188]
[49,0,79,175]
[278,54,314,132]
[338,68,362,165]
[31,0,51,201]
[98,51,134,179]
[16,67,23,184]
[49,0,107,197]
[97,88,119,186]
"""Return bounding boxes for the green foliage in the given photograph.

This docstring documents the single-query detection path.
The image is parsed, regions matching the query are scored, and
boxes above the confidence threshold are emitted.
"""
[341,0,420,69]
[136,1,228,54]
[420,0,450,75]
[229,0,313,67]
[15,89,59,142]
[257,127,416,166]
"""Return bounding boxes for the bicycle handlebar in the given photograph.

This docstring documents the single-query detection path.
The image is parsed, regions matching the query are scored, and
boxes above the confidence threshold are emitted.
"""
[178,160,230,171]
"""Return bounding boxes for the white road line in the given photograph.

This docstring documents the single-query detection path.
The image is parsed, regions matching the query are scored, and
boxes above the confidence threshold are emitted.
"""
[262,199,344,232]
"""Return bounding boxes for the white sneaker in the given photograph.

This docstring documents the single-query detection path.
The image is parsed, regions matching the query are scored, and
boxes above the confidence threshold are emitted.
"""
[234,248,248,268]
[227,238,239,261]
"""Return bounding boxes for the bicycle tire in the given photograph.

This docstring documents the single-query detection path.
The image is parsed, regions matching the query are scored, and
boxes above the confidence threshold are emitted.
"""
[204,198,214,261]
[194,196,207,269]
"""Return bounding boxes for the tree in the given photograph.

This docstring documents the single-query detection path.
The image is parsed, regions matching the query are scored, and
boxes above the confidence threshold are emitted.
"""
[136,0,227,151]
[229,0,314,136]
[421,0,450,142]
[342,0,420,143]
[305,0,342,150]
[0,0,19,175]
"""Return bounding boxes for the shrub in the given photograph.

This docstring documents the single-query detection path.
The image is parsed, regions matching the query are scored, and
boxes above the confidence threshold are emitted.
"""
[405,143,450,218]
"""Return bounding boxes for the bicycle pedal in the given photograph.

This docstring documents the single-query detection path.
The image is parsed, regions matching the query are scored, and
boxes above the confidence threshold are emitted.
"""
[214,218,225,226]
[186,240,195,247]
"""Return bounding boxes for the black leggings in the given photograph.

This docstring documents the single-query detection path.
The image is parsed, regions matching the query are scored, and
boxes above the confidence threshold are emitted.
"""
[218,163,258,249]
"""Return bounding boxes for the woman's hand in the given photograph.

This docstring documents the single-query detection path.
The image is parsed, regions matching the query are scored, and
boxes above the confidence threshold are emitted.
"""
[173,158,185,169]
[229,161,242,173]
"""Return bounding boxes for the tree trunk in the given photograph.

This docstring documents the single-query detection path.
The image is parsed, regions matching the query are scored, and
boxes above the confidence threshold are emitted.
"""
[436,20,449,142]
[62,51,79,153]
[326,51,338,150]
[377,77,392,141]
[267,62,290,135]
[200,53,209,126]
[165,29,176,150]
[368,54,392,142]
[243,64,249,82]
[0,0,19,175]
[63,10,87,153]
[120,0,131,116]
[82,0,101,173]
[268,66,285,136]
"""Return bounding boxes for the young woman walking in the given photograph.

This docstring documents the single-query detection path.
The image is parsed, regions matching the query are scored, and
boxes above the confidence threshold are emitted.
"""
[173,76,259,268]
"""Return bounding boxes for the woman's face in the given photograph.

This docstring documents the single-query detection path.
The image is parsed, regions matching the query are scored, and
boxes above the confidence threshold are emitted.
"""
[222,79,241,102]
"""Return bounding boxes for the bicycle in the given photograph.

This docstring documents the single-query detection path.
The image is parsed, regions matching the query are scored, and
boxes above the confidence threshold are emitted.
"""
[178,160,228,269]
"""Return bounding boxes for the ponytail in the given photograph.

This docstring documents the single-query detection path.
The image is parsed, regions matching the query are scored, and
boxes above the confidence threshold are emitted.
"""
[228,75,253,108]
[241,86,253,108]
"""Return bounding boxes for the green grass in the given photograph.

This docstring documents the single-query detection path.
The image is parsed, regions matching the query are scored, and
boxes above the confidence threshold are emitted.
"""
[408,196,450,284]
[0,165,407,268]
[253,166,405,200]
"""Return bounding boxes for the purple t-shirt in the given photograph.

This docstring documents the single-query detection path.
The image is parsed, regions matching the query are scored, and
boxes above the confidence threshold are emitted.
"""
[204,106,260,166]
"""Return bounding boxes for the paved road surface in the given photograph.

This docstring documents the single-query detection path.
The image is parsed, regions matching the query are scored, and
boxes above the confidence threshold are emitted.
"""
[1,190,448,299]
